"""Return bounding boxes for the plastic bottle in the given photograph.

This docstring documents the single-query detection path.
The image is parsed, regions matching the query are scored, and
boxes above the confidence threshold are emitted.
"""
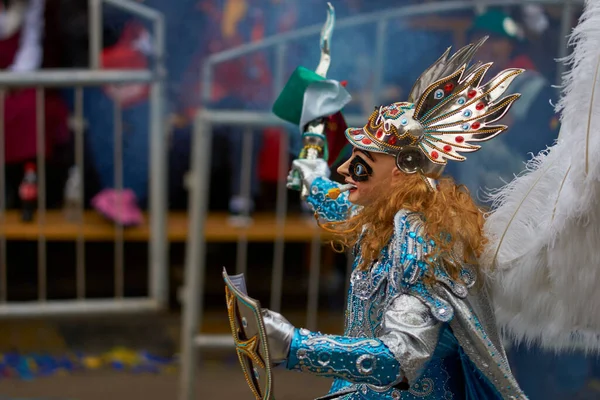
[63,166,82,222]
[19,162,37,222]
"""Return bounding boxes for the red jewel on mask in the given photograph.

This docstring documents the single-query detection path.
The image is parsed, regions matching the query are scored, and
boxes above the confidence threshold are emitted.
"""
[468,90,477,98]
[443,145,452,152]
[455,136,465,143]
[431,151,439,159]
[388,136,397,145]
[471,122,481,129]
[444,83,454,92]
[475,102,485,111]
[362,138,372,145]
[376,128,384,139]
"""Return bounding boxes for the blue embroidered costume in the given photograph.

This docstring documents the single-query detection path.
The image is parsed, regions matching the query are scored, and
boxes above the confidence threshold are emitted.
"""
[278,177,523,399]
[258,31,528,400]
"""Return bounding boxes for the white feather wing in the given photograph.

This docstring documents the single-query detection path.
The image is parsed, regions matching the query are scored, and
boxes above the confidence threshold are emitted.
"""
[482,0,600,351]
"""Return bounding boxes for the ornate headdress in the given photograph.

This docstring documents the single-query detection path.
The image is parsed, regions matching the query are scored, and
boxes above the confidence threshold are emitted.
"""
[345,37,524,189]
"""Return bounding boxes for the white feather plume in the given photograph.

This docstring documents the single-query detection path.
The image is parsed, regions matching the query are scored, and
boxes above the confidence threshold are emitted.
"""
[482,0,600,352]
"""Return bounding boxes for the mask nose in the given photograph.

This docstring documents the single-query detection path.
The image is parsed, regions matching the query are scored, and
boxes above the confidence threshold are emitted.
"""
[337,157,351,177]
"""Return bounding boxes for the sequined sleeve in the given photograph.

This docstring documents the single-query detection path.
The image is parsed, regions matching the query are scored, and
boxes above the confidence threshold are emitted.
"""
[286,328,402,386]
[306,177,354,222]
[286,295,441,387]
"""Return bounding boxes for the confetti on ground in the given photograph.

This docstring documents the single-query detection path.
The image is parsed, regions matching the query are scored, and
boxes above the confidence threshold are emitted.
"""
[0,348,178,381]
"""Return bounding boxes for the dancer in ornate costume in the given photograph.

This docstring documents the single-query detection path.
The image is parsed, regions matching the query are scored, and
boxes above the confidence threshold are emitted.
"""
[225,1,600,398]
[257,31,527,398]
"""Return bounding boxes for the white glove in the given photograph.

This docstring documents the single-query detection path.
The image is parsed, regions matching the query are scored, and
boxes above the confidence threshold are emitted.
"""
[286,158,331,192]
[262,309,296,365]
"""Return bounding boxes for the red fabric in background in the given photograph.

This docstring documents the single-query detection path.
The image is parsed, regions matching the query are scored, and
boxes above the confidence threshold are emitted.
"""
[0,29,21,69]
[507,54,537,72]
[325,111,349,167]
[3,88,70,164]
[258,127,284,182]
[0,27,69,164]
[101,22,150,108]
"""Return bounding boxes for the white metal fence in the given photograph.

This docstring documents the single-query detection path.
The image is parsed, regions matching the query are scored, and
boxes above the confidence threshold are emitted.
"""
[179,0,582,399]
[0,0,167,316]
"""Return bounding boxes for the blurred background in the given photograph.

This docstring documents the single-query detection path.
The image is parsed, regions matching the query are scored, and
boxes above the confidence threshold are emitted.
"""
[0,0,598,399]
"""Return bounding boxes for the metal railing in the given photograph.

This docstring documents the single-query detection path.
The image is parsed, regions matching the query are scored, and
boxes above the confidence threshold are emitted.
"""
[179,0,582,398]
[0,0,167,316]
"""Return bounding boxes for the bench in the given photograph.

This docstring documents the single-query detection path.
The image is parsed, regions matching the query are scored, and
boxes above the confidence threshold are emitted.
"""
[1,210,328,242]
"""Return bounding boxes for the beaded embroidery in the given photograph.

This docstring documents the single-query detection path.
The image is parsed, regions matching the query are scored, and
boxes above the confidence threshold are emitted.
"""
[307,177,356,221]
[287,329,402,387]
[301,179,521,399]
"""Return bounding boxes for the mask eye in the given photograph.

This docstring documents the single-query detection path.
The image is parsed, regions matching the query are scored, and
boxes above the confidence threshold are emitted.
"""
[354,163,366,176]
[349,155,373,182]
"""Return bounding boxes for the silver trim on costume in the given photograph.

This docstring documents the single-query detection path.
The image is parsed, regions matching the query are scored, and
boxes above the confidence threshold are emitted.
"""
[378,294,441,383]
[356,354,377,375]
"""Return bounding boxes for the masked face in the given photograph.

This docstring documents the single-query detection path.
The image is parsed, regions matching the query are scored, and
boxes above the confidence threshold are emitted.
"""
[337,148,397,206]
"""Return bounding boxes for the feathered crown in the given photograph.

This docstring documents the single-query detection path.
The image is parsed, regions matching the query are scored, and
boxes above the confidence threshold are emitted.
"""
[345,37,524,190]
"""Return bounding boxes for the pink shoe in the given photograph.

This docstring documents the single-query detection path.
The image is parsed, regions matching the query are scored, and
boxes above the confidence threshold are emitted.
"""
[91,188,144,226]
